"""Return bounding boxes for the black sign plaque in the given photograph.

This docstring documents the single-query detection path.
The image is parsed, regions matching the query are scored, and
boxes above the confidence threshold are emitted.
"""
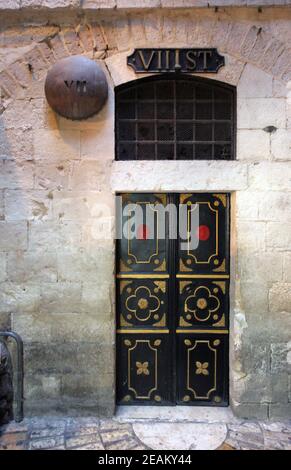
[127,48,225,74]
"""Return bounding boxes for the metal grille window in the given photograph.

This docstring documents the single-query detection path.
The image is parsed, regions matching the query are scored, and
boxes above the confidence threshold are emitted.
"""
[115,75,235,161]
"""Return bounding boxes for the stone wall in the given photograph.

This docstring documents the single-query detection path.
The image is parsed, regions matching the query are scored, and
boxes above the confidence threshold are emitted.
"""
[0,5,290,419]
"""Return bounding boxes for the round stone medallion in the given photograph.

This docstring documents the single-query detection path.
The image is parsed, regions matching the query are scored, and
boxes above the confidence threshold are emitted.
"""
[45,55,108,120]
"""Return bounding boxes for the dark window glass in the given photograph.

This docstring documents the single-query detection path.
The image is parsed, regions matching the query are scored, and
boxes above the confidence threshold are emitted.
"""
[115,76,235,160]
[137,102,154,119]
[138,122,155,141]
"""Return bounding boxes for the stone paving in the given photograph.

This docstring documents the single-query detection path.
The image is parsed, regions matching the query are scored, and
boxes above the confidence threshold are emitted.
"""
[0,409,291,450]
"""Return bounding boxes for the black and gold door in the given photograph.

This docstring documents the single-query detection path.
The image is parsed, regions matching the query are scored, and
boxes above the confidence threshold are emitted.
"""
[116,193,229,406]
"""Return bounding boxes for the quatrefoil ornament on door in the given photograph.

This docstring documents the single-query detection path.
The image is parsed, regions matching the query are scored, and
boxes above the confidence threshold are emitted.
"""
[126,286,160,322]
[185,286,219,322]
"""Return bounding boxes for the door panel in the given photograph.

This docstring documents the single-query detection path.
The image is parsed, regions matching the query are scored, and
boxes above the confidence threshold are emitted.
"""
[117,334,173,405]
[176,333,228,406]
[118,279,169,328]
[116,192,229,406]
[178,279,229,328]
[178,193,229,275]
[118,193,168,274]
[116,193,173,405]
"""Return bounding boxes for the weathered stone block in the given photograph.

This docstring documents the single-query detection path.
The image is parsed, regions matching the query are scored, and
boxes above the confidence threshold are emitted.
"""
[81,281,114,314]
[269,283,291,314]
[237,98,286,129]
[270,373,289,403]
[61,372,114,399]
[231,401,268,420]
[200,55,245,87]
[33,129,80,162]
[283,253,291,282]
[238,251,282,283]
[24,342,115,375]
[111,161,248,192]
[0,253,6,282]
[62,29,85,55]
[24,374,61,400]
[0,128,33,161]
[259,39,285,74]
[0,313,11,330]
[12,313,113,343]
[257,191,291,221]
[272,79,288,98]
[236,220,266,253]
[40,282,82,314]
[248,162,291,190]
[2,99,35,130]
[52,191,113,221]
[0,190,3,220]
[235,190,260,219]
[80,128,114,160]
[0,160,34,189]
[105,51,138,87]
[28,221,82,252]
[0,221,27,251]
[34,162,72,190]
[238,64,273,99]
[82,1,116,9]
[49,34,69,60]
[57,249,114,283]
[237,129,270,160]
[266,222,291,251]
[269,313,291,343]
[1,283,40,313]
[5,190,53,221]
[7,251,57,283]
[239,280,269,315]
[272,48,291,80]
[69,161,109,191]
[269,403,291,420]
[31,98,59,130]
[271,129,291,160]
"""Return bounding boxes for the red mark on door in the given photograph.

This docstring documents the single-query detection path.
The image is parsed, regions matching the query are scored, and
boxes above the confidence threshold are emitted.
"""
[137,224,150,240]
[196,225,210,241]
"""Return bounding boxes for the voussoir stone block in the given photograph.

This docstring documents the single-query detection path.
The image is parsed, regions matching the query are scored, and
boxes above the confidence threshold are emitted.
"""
[237,63,273,99]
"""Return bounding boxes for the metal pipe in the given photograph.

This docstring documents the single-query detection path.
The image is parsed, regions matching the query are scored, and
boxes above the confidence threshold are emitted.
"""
[0,331,24,422]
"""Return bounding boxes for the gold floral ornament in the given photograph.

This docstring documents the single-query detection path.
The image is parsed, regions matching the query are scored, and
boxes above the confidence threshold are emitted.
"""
[136,361,150,375]
[195,361,209,375]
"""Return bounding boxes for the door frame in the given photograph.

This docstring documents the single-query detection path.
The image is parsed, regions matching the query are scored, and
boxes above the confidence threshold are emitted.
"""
[115,192,230,407]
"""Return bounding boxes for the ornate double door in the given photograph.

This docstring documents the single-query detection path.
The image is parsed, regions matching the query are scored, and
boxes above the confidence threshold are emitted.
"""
[116,193,229,406]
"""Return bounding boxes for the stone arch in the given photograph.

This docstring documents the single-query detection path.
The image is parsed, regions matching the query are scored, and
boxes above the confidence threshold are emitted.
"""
[0,9,290,112]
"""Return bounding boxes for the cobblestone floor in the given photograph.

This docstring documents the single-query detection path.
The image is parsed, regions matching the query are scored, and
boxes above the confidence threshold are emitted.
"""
[0,416,290,450]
